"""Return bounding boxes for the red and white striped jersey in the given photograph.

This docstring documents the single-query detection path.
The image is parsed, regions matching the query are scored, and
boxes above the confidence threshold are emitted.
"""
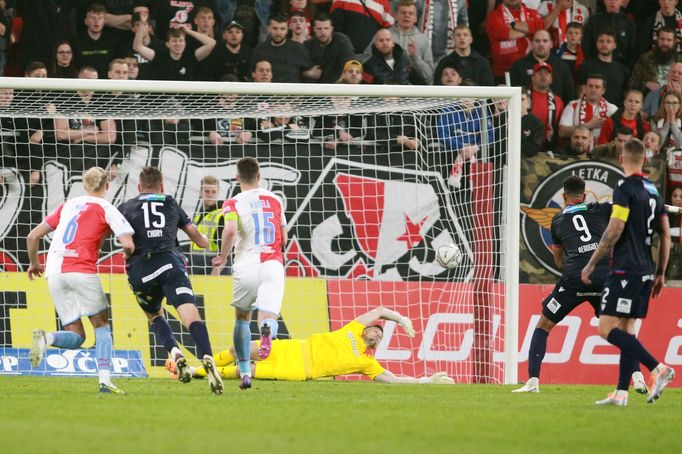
[43,196,134,277]
[221,188,286,265]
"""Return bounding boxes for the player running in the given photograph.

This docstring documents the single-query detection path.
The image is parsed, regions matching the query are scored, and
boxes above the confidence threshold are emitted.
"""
[27,167,135,394]
[211,157,287,390]
[513,175,647,394]
[118,166,224,395]
[582,138,675,406]
[166,306,455,385]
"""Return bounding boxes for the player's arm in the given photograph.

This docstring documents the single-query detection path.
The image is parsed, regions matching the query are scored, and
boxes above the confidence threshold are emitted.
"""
[182,222,209,249]
[212,218,237,268]
[281,225,288,250]
[374,370,454,384]
[581,216,625,285]
[653,213,671,297]
[118,233,135,258]
[26,222,51,281]
[551,245,563,271]
[355,307,415,337]
[133,21,156,61]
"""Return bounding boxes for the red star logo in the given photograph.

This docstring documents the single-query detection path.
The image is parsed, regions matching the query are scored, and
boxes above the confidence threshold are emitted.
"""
[397,214,427,249]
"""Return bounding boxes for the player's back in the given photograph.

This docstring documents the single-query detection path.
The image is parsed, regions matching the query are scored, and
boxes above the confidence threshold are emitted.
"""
[45,195,129,276]
[611,175,666,274]
[306,321,384,379]
[551,202,611,285]
[221,188,286,265]
[118,193,191,263]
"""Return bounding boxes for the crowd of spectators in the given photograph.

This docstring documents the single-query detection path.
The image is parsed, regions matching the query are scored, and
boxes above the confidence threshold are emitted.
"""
[3,0,682,277]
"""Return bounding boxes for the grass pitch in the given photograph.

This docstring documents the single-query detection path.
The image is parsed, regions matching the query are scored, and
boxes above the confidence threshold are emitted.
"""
[0,377,679,453]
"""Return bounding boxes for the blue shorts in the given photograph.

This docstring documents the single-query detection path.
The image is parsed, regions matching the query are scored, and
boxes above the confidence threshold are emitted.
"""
[600,273,654,319]
[126,251,196,314]
[541,280,602,324]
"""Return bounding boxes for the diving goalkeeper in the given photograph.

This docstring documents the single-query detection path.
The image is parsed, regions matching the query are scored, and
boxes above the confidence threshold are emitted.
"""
[166,306,454,384]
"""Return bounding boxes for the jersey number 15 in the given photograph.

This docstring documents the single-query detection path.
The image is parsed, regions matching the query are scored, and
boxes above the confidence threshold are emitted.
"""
[141,202,166,228]
[252,211,276,246]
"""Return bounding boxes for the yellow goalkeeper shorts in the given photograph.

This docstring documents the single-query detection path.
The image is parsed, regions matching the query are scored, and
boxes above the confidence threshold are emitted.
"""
[254,339,312,381]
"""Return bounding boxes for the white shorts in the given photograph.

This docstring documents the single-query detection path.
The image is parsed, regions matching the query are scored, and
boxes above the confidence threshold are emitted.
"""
[47,273,108,326]
[232,260,284,314]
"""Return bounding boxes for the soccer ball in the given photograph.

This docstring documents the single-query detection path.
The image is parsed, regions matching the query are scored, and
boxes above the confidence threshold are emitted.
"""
[436,244,463,269]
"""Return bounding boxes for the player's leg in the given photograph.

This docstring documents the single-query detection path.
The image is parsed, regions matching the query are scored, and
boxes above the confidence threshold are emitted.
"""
[31,275,87,367]
[67,273,124,394]
[88,309,124,394]
[599,276,674,403]
[255,260,285,359]
[622,319,648,394]
[163,258,223,395]
[232,265,258,389]
[234,307,253,389]
[214,341,261,366]
[514,287,575,393]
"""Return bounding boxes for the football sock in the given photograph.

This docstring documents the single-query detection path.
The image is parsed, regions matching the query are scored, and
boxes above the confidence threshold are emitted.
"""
[94,326,113,385]
[189,321,213,358]
[214,349,236,367]
[617,353,636,391]
[51,331,84,349]
[151,316,177,353]
[234,320,251,377]
[606,328,658,371]
[528,328,549,379]
[260,318,279,339]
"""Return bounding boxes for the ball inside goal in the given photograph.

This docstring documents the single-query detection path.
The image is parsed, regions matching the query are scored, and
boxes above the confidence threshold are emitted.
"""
[436,244,463,269]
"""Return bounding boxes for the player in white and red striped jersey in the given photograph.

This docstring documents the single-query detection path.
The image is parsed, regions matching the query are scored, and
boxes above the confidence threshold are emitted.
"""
[26,167,135,394]
[212,157,288,390]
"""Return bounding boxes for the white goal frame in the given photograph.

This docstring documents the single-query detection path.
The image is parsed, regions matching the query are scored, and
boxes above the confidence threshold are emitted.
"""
[0,77,520,384]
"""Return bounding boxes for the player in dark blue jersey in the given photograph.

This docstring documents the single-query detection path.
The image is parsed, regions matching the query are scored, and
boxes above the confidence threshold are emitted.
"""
[582,139,674,406]
[118,166,224,395]
[512,176,646,393]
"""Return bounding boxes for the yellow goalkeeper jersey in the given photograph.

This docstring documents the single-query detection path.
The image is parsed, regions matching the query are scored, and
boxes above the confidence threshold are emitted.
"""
[307,321,385,380]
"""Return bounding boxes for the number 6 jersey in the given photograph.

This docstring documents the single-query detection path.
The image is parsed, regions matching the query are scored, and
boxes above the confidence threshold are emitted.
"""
[221,188,286,265]
[43,196,134,277]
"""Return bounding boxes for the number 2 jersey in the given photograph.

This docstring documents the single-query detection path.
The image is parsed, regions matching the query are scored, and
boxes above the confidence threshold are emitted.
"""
[610,173,667,274]
[221,188,286,266]
[117,193,192,266]
[43,195,134,277]
[550,202,612,285]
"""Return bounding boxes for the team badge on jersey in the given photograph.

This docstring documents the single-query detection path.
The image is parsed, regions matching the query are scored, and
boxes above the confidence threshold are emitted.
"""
[521,161,622,276]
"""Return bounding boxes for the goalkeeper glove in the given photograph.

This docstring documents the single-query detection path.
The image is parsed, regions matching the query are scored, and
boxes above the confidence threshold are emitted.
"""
[419,372,454,384]
[398,316,415,338]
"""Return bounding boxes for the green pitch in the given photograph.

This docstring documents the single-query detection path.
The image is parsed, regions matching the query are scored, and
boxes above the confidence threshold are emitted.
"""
[1,377,680,453]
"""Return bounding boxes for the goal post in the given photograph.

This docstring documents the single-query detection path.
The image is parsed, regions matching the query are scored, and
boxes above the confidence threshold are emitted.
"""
[0,77,520,384]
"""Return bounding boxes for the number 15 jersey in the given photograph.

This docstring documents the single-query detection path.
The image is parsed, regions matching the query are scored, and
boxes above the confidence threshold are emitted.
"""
[221,188,286,265]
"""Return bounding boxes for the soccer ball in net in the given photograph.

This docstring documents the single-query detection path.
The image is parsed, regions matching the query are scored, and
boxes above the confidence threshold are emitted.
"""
[436,244,463,269]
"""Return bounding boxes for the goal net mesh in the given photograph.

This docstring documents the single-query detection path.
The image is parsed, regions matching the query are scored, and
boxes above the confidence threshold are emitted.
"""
[0,81,516,383]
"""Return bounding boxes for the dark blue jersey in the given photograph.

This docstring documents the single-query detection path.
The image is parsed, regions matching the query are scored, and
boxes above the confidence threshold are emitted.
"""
[611,174,667,274]
[551,202,612,283]
[118,193,191,261]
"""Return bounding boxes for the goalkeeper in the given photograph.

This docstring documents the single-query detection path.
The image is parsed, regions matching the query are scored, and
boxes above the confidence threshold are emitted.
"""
[166,306,454,384]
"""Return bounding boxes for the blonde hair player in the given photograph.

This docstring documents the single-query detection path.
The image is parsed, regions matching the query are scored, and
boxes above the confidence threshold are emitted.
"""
[27,167,135,394]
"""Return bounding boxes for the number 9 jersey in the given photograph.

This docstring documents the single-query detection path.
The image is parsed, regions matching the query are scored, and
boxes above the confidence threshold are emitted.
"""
[221,188,286,266]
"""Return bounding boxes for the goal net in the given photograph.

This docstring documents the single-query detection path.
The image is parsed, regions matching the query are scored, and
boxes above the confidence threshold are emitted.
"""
[0,78,520,384]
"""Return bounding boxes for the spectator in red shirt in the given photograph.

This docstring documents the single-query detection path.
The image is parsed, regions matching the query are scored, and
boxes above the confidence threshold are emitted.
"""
[486,0,545,82]
[530,61,564,151]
